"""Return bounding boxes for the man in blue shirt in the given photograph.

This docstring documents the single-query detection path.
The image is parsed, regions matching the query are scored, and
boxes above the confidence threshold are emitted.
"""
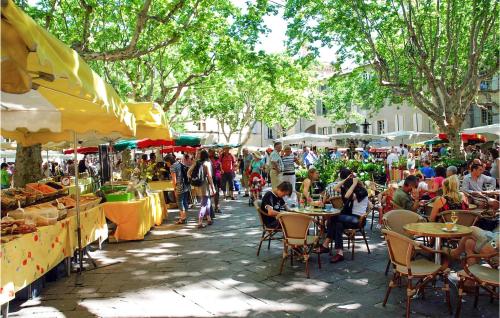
[420,160,435,178]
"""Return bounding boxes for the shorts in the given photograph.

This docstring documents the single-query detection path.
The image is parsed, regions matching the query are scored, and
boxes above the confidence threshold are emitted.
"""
[221,172,235,192]
[176,191,189,212]
[241,173,249,188]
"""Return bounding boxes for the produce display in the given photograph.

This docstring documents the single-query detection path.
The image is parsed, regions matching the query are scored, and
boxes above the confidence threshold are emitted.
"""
[0,219,37,236]
[26,183,58,194]
[1,188,39,211]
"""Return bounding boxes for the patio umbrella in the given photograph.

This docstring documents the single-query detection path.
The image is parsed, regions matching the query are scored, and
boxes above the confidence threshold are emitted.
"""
[113,139,138,152]
[462,123,500,136]
[438,133,487,144]
[276,132,330,144]
[329,132,384,141]
[383,131,435,145]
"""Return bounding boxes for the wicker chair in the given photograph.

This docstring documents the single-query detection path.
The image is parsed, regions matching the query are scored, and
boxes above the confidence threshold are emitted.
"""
[382,229,452,318]
[382,209,427,275]
[277,212,320,278]
[343,204,373,260]
[455,252,499,317]
[253,200,282,256]
[439,210,481,227]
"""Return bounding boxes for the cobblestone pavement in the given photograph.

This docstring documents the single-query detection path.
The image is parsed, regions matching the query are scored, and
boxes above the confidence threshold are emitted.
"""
[9,193,498,317]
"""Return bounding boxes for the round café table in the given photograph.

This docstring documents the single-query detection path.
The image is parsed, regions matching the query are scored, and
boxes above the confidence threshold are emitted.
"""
[404,222,472,264]
[291,208,340,238]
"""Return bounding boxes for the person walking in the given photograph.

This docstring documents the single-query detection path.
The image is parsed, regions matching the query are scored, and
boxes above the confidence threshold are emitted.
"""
[270,142,284,191]
[168,155,190,224]
[209,149,222,214]
[1,163,11,189]
[241,148,253,197]
[188,150,215,228]
[220,146,236,200]
[281,146,298,203]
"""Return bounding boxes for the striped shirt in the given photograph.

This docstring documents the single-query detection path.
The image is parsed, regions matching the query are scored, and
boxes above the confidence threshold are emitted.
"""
[270,150,284,172]
[282,154,295,175]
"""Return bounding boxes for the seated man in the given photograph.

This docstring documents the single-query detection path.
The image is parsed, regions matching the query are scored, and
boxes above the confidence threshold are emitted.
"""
[392,175,420,212]
[260,181,293,229]
[461,163,498,210]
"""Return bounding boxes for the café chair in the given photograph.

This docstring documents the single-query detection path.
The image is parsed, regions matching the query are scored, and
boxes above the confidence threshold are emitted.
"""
[382,229,452,318]
[277,212,320,278]
[455,252,499,318]
[439,210,481,227]
[382,209,427,276]
[253,200,282,256]
[329,196,343,209]
[343,204,373,260]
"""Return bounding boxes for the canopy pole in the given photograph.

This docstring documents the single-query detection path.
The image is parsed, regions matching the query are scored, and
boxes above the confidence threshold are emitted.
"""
[110,142,114,188]
[73,131,83,275]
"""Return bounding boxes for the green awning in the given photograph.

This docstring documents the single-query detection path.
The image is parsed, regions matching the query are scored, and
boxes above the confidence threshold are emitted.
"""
[113,139,137,151]
[174,135,201,146]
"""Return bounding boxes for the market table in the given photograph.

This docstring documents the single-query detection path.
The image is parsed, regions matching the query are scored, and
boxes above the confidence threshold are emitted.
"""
[0,205,108,306]
[103,192,166,241]
[403,222,472,264]
[148,180,174,192]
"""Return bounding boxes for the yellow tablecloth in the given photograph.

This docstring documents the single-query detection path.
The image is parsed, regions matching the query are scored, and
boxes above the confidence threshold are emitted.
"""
[66,183,93,196]
[0,205,108,305]
[103,192,166,241]
[148,180,174,192]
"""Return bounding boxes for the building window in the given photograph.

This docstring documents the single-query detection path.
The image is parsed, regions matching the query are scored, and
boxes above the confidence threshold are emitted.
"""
[413,113,423,132]
[480,80,492,91]
[328,127,333,134]
[316,100,323,116]
[196,121,206,131]
[377,120,385,134]
[361,72,372,81]
[395,114,404,131]
[267,128,274,140]
[481,105,493,125]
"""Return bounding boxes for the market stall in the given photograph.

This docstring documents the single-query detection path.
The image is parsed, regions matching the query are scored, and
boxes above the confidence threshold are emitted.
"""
[102,191,166,241]
[0,203,107,305]
[1,0,135,310]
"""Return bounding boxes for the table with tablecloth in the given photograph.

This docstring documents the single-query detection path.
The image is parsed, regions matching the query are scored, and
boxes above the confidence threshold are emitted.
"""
[0,205,108,305]
[102,192,166,241]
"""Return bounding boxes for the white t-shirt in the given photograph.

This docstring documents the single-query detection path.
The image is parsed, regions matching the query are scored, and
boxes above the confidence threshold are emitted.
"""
[387,153,399,169]
[418,181,428,191]
[352,196,369,217]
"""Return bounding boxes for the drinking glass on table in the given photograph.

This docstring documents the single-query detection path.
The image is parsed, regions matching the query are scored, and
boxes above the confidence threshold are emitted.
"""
[450,211,459,225]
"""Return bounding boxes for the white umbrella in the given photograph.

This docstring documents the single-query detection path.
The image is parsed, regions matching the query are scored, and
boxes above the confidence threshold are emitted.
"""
[383,131,436,145]
[277,132,330,144]
[462,124,500,137]
[329,132,384,141]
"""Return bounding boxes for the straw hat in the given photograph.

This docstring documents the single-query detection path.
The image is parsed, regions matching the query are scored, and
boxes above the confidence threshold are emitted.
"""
[252,151,262,159]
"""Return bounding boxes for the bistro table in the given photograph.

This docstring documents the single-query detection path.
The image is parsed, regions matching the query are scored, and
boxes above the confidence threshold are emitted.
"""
[291,207,340,238]
[404,222,472,264]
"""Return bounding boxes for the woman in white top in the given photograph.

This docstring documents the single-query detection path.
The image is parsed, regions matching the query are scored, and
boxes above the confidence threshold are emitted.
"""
[188,149,215,228]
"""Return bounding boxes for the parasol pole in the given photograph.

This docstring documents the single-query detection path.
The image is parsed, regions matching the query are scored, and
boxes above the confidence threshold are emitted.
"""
[73,131,84,275]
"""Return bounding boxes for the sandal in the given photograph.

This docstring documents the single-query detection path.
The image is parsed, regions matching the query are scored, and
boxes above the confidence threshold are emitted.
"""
[175,218,186,225]
[197,224,206,229]
[207,220,213,225]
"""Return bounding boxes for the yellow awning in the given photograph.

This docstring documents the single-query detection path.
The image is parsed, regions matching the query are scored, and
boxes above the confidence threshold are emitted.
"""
[1,0,136,145]
[127,102,171,140]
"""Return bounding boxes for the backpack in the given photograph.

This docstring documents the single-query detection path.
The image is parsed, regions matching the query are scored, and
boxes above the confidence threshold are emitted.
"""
[180,163,189,185]
[189,161,205,187]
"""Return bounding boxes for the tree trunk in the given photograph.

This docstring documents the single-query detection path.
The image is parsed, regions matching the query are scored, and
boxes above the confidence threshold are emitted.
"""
[442,125,463,159]
[14,144,43,187]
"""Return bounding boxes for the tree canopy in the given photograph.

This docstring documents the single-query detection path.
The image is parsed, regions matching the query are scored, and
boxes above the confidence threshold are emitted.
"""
[285,0,499,153]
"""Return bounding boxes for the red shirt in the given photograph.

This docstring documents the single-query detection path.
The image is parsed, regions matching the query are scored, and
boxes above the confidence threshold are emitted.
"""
[221,153,235,173]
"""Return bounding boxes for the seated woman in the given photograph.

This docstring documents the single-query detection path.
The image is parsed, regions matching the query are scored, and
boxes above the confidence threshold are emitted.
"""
[315,168,369,263]
[429,175,468,221]
[416,173,438,200]
[260,181,294,229]
[377,181,398,225]
[300,167,323,207]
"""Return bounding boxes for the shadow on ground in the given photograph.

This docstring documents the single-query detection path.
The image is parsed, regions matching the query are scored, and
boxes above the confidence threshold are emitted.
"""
[8,195,498,317]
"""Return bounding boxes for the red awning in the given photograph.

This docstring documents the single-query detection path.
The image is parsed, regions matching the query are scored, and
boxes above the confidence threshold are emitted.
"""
[160,146,198,153]
[136,139,174,149]
[63,146,99,155]
[438,133,486,143]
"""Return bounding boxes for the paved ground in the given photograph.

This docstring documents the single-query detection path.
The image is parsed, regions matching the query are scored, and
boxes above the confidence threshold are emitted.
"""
[9,192,498,317]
